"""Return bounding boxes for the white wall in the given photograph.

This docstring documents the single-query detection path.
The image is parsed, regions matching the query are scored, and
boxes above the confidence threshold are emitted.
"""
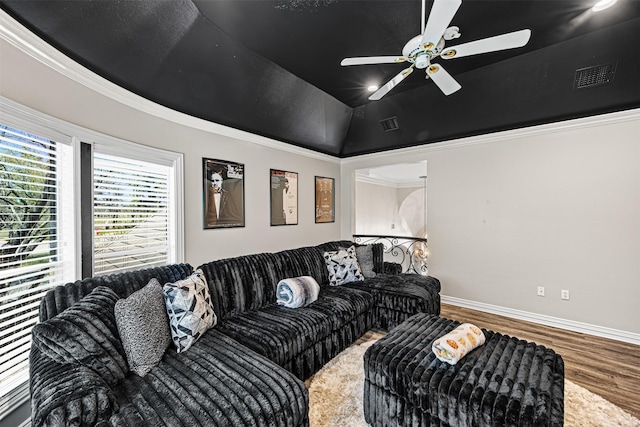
[397,186,426,237]
[342,111,640,336]
[354,181,426,237]
[354,181,399,235]
[0,20,342,268]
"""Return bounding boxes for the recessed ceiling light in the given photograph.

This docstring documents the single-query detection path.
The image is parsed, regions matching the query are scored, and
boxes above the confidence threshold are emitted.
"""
[592,0,617,12]
[367,85,379,92]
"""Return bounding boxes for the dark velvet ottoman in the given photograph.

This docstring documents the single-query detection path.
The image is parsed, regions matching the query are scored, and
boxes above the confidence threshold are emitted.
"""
[363,313,564,427]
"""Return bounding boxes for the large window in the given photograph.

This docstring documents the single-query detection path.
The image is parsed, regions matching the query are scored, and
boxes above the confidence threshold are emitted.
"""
[0,100,183,419]
[93,153,174,274]
[0,124,76,418]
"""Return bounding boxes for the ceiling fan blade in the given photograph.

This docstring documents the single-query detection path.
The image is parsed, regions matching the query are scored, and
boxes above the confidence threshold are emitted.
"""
[421,0,462,48]
[369,67,414,100]
[426,64,461,95]
[341,56,406,66]
[440,29,531,60]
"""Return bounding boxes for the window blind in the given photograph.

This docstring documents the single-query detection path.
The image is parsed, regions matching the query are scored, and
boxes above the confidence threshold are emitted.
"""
[93,153,171,275]
[0,125,74,416]
[0,100,182,420]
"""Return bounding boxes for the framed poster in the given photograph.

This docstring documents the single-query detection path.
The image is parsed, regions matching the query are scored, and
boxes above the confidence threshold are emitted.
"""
[270,169,298,226]
[315,176,335,223]
[203,158,245,229]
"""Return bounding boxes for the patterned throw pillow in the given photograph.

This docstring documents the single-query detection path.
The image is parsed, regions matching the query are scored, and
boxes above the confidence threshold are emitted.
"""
[163,269,217,353]
[114,278,172,376]
[355,245,376,279]
[324,245,365,286]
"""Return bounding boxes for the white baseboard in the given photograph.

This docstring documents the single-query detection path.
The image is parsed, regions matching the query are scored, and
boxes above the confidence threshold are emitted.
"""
[441,295,640,346]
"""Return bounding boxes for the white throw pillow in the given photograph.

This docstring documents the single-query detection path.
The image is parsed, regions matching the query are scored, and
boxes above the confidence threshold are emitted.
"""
[163,269,216,353]
[323,245,365,286]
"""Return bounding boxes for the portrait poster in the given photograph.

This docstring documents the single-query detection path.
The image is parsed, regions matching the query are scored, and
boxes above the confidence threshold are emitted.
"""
[203,158,245,229]
[270,169,298,226]
[315,176,335,223]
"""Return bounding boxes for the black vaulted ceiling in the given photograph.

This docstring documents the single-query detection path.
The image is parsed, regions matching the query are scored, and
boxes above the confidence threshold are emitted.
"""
[2,0,639,157]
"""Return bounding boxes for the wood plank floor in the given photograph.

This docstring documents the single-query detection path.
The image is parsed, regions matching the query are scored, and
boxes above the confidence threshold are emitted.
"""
[439,303,640,419]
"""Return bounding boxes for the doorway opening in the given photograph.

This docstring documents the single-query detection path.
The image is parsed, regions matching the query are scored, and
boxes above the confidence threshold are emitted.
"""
[354,161,428,274]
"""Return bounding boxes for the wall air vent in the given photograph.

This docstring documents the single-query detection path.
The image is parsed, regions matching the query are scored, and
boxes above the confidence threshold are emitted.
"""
[574,62,617,89]
[380,116,399,132]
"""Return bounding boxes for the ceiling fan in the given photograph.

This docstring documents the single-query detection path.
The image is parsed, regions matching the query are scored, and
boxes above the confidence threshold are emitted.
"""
[340,0,531,100]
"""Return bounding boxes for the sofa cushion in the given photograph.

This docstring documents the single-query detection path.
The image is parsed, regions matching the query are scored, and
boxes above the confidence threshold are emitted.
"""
[199,252,283,320]
[344,274,441,308]
[276,246,331,287]
[199,246,341,320]
[215,304,334,367]
[307,286,374,329]
[39,263,194,322]
[324,246,364,286]
[342,273,441,329]
[31,286,128,386]
[115,278,172,376]
[112,329,308,427]
[315,240,355,253]
[163,269,217,353]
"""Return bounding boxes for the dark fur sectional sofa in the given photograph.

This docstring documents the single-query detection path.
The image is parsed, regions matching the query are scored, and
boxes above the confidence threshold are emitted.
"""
[30,240,441,426]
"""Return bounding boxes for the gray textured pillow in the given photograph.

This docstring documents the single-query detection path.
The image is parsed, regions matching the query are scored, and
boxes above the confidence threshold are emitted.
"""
[114,278,171,376]
[355,245,376,279]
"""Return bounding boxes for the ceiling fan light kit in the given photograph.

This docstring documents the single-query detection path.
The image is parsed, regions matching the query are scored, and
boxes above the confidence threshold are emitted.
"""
[592,0,617,12]
[341,0,532,101]
[415,54,430,69]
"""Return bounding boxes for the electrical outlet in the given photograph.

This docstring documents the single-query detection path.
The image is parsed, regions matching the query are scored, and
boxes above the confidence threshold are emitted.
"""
[537,286,545,297]
[561,289,570,300]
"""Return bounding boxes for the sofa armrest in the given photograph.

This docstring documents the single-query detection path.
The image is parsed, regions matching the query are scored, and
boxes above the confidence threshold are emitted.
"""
[383,262,403,275]
[30,347,118,427]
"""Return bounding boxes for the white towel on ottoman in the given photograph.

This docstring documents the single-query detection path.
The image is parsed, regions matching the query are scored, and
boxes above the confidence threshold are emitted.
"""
[432,323,486,365]
[276,276,320,308]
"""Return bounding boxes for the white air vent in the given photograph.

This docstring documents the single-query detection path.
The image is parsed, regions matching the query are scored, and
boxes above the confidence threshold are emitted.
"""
[574,62,617,89]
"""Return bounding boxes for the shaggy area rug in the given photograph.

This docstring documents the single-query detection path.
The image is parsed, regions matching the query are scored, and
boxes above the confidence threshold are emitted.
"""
[308,339,640,427]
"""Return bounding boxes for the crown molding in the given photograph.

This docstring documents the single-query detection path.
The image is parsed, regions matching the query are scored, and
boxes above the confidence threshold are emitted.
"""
[342,108,640,165]
[442,295,640,346]
[0,10,340,164]
[355,172,424,188]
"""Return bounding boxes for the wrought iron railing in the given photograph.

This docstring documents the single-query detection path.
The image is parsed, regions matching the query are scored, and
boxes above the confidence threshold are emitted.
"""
[353,235,428,275]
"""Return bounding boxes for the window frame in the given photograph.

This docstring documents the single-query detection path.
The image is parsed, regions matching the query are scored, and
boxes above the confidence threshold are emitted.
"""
[87,132,184,275]
[91,150,176,275]
[0,96,184,418]
[0,101,79,419]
